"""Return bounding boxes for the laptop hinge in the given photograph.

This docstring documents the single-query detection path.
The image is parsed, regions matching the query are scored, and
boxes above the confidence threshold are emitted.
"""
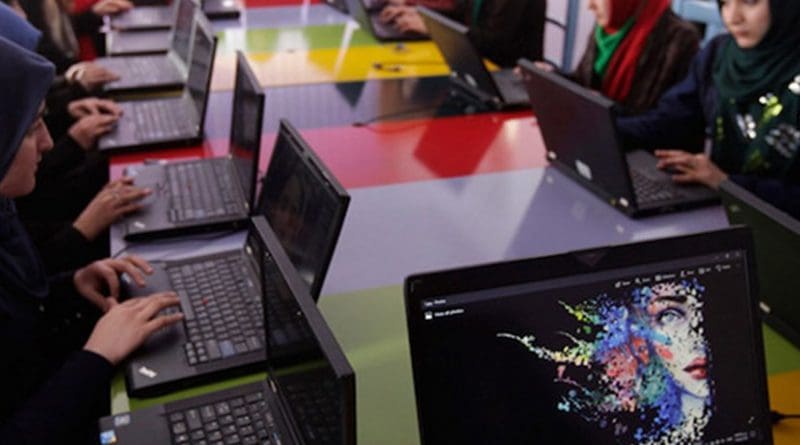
[448,73,503,110]
[573,249,607,268]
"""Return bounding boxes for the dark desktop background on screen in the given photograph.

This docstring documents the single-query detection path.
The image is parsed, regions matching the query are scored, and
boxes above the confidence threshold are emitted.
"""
[411,253,768,444]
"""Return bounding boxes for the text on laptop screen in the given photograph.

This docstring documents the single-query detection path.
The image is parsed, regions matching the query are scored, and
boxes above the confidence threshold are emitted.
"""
[258,242,346,444]
[187,19,213,122]
[409,251,768,444]
[171,0,195,64]
[260,129,341,294]
[230,58,261,207]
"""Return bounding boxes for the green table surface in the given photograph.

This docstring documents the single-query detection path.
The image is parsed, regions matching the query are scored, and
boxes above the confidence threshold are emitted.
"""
[113,285,800,444]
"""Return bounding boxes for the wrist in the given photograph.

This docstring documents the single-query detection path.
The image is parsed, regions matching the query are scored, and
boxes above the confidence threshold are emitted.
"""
[73,218,99,241]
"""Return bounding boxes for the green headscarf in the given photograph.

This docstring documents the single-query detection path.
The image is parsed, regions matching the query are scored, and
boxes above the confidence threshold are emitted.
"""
[712,0,800,179]
[593,19,635,78]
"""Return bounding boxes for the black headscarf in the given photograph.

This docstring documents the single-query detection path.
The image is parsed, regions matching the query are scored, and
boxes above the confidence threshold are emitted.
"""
[0,36,55,309]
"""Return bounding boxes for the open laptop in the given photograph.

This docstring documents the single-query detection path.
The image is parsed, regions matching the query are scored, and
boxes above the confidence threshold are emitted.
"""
[203,0,242,19]
[108,0,176,31]
[419,6,528,110]
[256,119,351,297]
[344,0,426,41]
[405,227,772,444]
[97,0,196,94]
[98,13,216,153]
[120,51,261,241]
[100,217,356,445]
[721,180,800,347]
[120,121,350,395]
[518,59,718,217]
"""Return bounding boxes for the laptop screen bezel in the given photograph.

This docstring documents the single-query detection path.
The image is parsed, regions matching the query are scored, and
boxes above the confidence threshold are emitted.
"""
[229,51,266,212]
[250,216,357,445]
[404,226,771,445]
[184,12,217,133]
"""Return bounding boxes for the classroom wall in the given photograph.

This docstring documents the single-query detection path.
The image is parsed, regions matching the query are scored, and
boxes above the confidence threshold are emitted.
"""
[543,0,595,71]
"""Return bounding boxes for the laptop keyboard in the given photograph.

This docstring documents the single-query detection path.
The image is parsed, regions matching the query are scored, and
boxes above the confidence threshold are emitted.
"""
[167,256,264,366]
[166,161,244,223]
[132,100,195,141]
[125,57,178,82]
[167,389,278,445]
[630,169,677,204]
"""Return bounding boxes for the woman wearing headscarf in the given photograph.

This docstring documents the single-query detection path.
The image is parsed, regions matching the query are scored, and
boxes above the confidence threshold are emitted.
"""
[0,5,144,273]
[572,0,700,114]
[616,0,800,219]
[0,36,183,444]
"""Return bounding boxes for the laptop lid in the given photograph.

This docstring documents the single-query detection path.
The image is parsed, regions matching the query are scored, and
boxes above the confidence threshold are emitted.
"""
[518,59,636,209]
[229,51,265,213]
[168,0,197,65]
[405,227,772,444]
[257,120,350,299]
[251,216,356,445]
[720,180,800,346]
[185,12,217,133]
[418,6,504,106]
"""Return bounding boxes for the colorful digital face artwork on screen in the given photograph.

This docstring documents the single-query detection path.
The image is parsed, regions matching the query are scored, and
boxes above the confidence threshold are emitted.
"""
[498,279,711,445]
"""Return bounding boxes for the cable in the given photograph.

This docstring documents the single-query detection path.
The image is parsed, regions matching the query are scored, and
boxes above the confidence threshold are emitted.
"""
[771,410,800,424]
[352,105,444,127]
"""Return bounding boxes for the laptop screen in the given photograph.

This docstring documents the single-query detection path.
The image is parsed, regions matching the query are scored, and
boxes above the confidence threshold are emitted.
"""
[407,244,770,443]
[230,53,263,210]
[186,15,214,124]
[254,219,352,445]
[170,0,196,64]
[258,121,349,298]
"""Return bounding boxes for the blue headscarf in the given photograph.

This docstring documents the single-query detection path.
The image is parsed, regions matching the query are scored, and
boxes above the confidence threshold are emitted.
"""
[0,36,55,307]
[0,2,41,51]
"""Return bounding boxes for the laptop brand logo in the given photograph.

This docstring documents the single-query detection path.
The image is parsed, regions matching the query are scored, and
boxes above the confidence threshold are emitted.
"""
[575,159,592,181]
[138,366,158,379]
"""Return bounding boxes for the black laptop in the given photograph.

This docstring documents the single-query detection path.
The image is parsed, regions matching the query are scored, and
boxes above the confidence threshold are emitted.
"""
[97,0,196,94]
[120,121,350,396]
[721,180,800,347]
[405,227,772,444]
[108,1,176,31]
[419,6,528,110]
[100,217,356,445]
[202,0,242,19]
[120,51,261,241]
[518,59,718,217]
[98,13,216,153]
[344,0,426,42]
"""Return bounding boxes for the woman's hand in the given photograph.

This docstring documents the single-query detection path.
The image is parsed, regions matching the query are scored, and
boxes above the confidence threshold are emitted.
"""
[74,255,154,312]
[73,178,152,240]
[92,0,134,16]
[393,10,427,34]
[67,98,122,119]
[379,4,411,23]
[67,113,120,150]
[655,150,728,189]
[83,293,183,365]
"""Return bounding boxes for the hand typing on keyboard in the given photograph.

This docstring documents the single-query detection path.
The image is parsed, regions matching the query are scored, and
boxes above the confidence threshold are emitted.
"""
[73,177,153,240]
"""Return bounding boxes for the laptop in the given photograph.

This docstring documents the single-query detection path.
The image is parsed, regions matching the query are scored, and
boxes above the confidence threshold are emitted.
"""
[721,180,800,347]
[98,13,216,153]
[105,29,171,57]
[120,51,261,241]
[202,0,242,19]
[344,0,426,42]
[518,59,719,217]
[419,6,528,110]
[108,1,176,31]
[120,121,350,395]
[256,119,351,297]
[97,0,196,94]
[324,0,348,13]
[100,217,356,445]
[405,227,772,444]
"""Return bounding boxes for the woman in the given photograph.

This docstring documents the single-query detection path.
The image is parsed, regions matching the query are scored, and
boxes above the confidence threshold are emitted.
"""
[379,0,547,68]
[572,0,700,114]
[617,0,800,218]
[498,279,711,444]
[0,35,181,443]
